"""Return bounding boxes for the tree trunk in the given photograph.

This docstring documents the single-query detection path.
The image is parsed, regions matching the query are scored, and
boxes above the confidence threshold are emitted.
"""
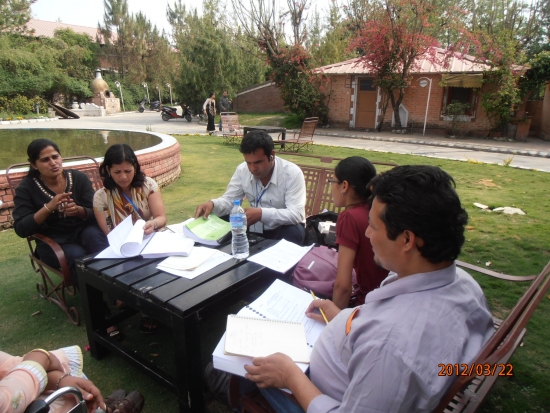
[377,89,391,132]
[389,88,405,130]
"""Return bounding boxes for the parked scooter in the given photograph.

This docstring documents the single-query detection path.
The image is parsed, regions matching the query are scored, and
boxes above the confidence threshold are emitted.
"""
[138,97,161,113]
[161,103,193,122]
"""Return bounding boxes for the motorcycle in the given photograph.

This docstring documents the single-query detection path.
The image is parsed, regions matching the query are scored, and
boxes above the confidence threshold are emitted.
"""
[161,103,193,122]
[138,98,161,113]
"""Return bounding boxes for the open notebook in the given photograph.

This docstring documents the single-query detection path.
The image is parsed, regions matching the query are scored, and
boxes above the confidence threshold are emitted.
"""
[213,279,325,377]
[96,215,195,259]
[224,315,310,363]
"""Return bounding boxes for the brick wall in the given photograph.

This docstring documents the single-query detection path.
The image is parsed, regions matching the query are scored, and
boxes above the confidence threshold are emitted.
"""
[0,141,181,229]
[526,100,543,136]
[325,76,353,126]
[234,82,286,113]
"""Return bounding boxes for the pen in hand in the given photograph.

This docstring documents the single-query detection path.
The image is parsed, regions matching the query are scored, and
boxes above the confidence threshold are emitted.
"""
[310,290,329,325]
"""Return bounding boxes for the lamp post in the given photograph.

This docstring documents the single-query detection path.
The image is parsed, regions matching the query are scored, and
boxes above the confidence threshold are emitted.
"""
[155,85,161,104]
[142,83,150,103]
[114,81,125,112]
[166,83,172,105]
[417,77,432,136]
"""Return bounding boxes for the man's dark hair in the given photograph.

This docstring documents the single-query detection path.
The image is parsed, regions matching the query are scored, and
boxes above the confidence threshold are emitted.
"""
[368,165,468,263]
[240,131,274,158]
[99,144,146,190]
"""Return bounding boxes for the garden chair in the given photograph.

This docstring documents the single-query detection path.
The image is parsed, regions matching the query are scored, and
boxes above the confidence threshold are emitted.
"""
[6,156,103,325]
[275,117,318,152]
[227,259,550,413]
[221,112,244,145]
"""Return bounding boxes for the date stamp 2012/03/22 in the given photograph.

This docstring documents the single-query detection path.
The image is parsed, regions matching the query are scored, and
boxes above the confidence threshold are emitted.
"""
[438,363,514,377]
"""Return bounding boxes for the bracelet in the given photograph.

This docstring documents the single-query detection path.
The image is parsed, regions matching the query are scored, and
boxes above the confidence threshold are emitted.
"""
[151,219,158,230]
[29,348,52,365]
[56,372,71,390]
[44,203,54,213]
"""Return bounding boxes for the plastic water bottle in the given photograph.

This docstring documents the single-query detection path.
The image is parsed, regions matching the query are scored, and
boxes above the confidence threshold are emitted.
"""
[230,199,249,259]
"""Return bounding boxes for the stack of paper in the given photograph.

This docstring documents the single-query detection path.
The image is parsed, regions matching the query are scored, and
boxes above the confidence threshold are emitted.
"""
[183,215,231,246]
[213,279,325,377]
[247,239,314,273]
[96,216,195,259]
[157,249,232,280]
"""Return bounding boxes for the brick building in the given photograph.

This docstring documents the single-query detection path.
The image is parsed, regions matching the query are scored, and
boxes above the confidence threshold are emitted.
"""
[235,48,531,136]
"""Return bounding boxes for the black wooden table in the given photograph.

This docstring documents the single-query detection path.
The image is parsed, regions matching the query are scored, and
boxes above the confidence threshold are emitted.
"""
[76,239,278,412]
[243,126,286,149]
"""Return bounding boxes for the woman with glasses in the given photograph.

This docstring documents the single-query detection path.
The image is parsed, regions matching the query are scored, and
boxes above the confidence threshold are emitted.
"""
[329,156,388,309]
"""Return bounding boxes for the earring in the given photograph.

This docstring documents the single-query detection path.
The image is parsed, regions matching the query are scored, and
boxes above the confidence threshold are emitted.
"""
[108,173,111,177]
[341,191,345,195]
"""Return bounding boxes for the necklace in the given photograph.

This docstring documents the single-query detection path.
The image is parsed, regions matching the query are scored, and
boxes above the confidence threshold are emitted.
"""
[345,201,367,209]
[34,171,72,200]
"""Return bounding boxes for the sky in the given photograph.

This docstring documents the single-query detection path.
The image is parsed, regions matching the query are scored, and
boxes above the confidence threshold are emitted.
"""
[32,0,177,34]
[31,0,333,36]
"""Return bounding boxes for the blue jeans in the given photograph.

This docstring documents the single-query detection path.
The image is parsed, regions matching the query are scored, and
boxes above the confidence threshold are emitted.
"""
[259,388,305,413]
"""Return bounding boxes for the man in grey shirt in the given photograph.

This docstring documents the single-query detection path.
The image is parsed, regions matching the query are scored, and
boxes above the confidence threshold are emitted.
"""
[243,165,494,412]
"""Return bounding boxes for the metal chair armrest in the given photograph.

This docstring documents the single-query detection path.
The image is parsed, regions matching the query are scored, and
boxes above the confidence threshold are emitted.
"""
[29,233,71,278]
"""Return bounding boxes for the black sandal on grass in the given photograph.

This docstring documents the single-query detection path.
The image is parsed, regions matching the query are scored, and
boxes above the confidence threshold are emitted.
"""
[139,317,158,334]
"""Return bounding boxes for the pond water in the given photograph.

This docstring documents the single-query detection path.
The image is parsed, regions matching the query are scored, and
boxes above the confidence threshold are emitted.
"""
[0,129,162,170]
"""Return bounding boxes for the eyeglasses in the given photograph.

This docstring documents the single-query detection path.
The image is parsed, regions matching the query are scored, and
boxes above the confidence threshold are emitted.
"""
[327,179,342,184]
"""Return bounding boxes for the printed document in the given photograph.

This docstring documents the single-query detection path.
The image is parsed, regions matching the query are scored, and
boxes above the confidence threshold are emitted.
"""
[247,239,314,273]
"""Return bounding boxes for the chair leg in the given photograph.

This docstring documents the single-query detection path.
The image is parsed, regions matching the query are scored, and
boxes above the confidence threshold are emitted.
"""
[32,257,80,325]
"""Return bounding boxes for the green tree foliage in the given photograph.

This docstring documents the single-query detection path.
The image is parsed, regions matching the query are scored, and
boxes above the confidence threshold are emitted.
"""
[0,0,35,34]
[267,44,329,123]
[0,30,97,102]
[168,0,265,112]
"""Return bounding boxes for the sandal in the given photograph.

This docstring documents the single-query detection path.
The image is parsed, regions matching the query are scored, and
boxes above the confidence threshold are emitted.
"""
[114,390,145,413]
[139,317,158,334]
[107,325,123,341]
[105,389,127,413]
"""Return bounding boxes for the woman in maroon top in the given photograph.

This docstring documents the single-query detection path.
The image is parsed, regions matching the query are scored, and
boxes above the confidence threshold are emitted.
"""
[330,157,389,308]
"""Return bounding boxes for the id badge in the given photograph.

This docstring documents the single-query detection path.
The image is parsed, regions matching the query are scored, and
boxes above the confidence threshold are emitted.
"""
[250,221,264,234]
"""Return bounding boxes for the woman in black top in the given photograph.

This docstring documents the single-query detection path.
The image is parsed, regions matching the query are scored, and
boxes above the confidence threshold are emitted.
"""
[12,139,108,287]
[203,91,216,135]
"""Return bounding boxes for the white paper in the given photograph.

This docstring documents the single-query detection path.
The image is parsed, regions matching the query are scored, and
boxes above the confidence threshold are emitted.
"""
[212,279,324,383]
[247,239,314,273]
[157,250,232,280]
[158,247,218,271]
[166,218,194,234]
[236,279,325,349]
[140,232,195,259]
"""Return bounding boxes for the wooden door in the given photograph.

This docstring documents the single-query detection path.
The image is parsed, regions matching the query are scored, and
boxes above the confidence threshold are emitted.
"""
[356,78,377,128]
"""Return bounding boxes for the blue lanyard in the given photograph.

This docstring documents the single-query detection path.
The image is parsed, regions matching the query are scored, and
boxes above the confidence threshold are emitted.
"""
[122,191,144,219]
[255,182,267,207]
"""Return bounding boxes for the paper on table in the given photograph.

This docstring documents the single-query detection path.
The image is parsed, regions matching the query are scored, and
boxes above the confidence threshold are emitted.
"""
[96,216,153,258]
[157,250,232,280]
[247,239,314,273]
[158,247,217,271]
[140,232,195,259]
[166,218,194,234]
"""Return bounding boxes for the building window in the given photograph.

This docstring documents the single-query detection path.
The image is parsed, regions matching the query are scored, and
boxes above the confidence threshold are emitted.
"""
[359,78,376,91]
[441,87,478,119]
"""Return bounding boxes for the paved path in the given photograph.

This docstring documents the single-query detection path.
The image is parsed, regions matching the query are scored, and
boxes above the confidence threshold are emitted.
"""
[3,111,550,172]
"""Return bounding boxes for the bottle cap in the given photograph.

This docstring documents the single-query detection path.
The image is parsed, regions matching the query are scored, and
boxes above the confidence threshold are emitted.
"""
[233,199,240,205]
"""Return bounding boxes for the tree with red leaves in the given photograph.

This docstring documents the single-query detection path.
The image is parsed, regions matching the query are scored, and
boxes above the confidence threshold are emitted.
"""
[349,0,452,130]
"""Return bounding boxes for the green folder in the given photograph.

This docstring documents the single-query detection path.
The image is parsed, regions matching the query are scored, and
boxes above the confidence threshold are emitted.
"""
[184,215,231,245]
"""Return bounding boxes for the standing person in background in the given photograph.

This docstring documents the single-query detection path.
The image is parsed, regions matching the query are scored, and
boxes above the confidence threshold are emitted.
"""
[329,156,389,309]
[203,92,216,135]
[219,90,231,131]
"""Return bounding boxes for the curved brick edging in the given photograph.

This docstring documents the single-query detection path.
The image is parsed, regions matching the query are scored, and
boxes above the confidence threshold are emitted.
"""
[0,130,180,229]
[0,117,59,125]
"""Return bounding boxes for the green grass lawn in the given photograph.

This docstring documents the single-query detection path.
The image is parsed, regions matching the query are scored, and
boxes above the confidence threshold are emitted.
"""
[1,135,549,412]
